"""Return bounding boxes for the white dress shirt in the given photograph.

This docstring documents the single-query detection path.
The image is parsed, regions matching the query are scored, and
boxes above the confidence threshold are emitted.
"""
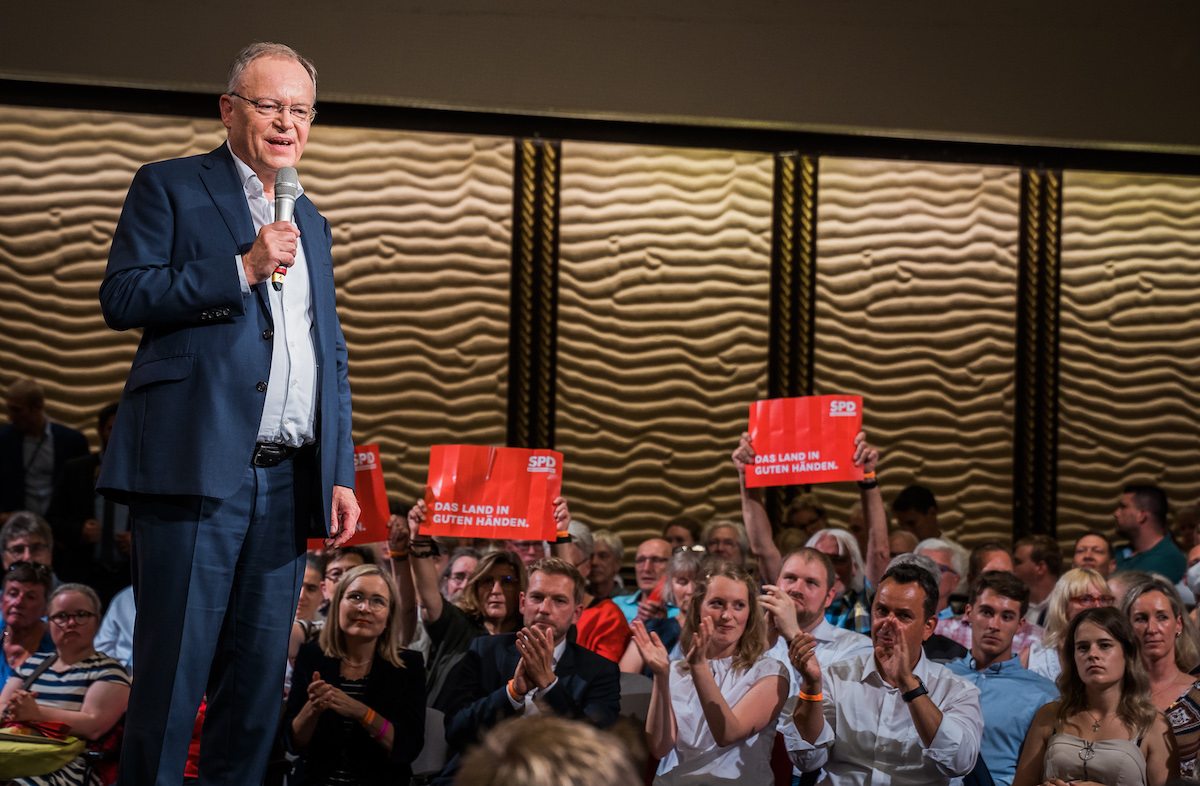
[784,650,983,786]
[228,143,318,448]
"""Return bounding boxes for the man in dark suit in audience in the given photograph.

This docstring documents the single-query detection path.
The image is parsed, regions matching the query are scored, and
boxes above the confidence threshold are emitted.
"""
[442,557,621,760]
[0,378,89,524]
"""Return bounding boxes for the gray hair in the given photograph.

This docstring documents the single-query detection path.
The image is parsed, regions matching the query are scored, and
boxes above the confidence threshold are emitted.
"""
[0,511,54,552]
[226,42,317,98]
[567,520,594,561]
[915,536,968,578]
[701,520,750,560]
[50,582,102,616]
[662,549,704,607]
[591,529,624,563]
[806,528,865,590]
[887,552,941,588]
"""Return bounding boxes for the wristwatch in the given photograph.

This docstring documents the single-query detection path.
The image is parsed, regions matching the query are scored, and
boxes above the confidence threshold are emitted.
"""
[901,678,928,703]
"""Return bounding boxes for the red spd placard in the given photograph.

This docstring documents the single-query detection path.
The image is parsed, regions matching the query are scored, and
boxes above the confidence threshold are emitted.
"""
[745,396,864,488]
[307,443,391,549]
[423,445,562,541]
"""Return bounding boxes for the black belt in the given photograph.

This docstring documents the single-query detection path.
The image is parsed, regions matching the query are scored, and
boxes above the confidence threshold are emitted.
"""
[251,442,306,468]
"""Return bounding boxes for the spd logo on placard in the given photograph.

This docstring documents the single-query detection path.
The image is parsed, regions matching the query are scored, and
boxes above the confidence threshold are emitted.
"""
[527,455,556,473]
[829,399,857,418]
[354,451,377,470]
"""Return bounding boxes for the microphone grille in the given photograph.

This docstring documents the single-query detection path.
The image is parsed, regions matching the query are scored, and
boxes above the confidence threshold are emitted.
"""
[275,167,300,200]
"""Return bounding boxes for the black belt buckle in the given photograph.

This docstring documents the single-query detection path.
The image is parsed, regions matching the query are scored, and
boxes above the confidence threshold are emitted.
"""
[252,442,297,468]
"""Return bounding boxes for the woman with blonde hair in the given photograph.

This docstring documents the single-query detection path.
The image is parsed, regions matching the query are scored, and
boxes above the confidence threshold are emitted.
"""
[1020,567,1114,682]
[632,562,788,784]
[286,564,425,785]
[1122,573,1200,777]
[1014,606,1177,786]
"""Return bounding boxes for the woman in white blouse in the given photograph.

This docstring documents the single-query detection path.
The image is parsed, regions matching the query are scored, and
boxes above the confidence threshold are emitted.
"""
[632,562,789,785]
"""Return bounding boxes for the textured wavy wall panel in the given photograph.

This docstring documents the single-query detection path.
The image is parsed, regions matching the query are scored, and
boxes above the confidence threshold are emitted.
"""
[0,106,513,503]
[1058,172,1200,546]
[303,128,513,504]
[556,142,773,546]
[813,158,1021,547]
[0,108,226,444]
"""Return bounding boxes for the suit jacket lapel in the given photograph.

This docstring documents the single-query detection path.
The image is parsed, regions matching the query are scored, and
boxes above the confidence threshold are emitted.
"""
[197,145,274,318]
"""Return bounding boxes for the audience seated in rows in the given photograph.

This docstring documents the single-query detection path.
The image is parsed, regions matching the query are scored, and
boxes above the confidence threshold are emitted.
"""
[785,562,984,785]
[635,561,788,784]
[560,519,631,662]
[946,571,1058,786]
[619,549,703,676]
[441,557,621,780]
[0,583,130,786]
[286,563,425,785]
[935,541,1045,653]
[1020,567,1113,683]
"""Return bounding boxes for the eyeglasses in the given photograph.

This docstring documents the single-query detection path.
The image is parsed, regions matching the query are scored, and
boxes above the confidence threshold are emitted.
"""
[49,610,96,627]
[342,592,389,612]
[934,563,958,577]
[635,556,670,567]
[673,545,706,554]
[5,560,52,578]
[1069,594,1114,608]
[228,93,317,124]
[4,542,50,560]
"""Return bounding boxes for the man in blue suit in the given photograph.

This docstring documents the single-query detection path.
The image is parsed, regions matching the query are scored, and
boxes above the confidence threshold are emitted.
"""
[98,42,359,786]
[441,557,621,770]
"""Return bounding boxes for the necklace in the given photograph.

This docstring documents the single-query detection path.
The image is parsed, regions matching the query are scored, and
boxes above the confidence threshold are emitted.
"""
[341,656,371,667]
[1084,710,1105,732]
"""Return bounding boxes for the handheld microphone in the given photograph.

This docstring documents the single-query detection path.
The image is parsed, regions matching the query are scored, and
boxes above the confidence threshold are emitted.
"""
[271,166,300,291]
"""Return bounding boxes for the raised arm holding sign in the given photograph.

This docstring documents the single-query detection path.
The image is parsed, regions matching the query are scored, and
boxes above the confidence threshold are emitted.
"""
[733,410,887,586]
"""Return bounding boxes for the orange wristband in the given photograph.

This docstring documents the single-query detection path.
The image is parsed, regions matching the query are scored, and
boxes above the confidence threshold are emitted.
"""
[360,708,377,726]
[507,679,521,701]
[798,690,823,702]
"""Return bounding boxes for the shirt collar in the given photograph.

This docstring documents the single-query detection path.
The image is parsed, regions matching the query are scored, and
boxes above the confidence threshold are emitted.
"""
[552,636,567,666]
[967,653,1020,674]
[226,141,304,199]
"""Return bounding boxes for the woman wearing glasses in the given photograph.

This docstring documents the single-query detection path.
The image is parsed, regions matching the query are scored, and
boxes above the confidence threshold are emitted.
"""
[1013,606,1178,786]
[1121,574,1200,778]
[0,583,130,786]
[286,564,425,785]
[1020,567,1114,683]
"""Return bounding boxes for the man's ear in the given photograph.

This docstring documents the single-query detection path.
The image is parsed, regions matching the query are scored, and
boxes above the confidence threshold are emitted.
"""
[921,614,937,642]
[962,603,973,624]
[517,591,527,613]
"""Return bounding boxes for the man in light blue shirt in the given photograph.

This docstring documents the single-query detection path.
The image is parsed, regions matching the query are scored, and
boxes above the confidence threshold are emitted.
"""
[947,570,1058,786]
[612,538,678,623]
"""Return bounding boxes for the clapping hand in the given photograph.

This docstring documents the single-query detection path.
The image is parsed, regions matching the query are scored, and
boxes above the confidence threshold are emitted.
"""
[515,626,556,691]
[631,620,671,679]
[686,615,715,669]
[788,632,823,689]
[760,585,801,643]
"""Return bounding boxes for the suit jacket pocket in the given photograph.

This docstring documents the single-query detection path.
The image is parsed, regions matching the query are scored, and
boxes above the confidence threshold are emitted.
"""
[126,354,195,392]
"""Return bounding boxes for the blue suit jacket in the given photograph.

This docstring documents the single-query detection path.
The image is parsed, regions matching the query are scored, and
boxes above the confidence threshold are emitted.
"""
[441,632,621,751]
[97,144,353,534]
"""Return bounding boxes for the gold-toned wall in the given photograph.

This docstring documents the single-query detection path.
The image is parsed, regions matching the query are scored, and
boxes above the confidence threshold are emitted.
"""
[812,159,1022,547]
[1058,171,1200,544]
[556,142,773,542]
[3,103,1199,555]
[0,106,514,506]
